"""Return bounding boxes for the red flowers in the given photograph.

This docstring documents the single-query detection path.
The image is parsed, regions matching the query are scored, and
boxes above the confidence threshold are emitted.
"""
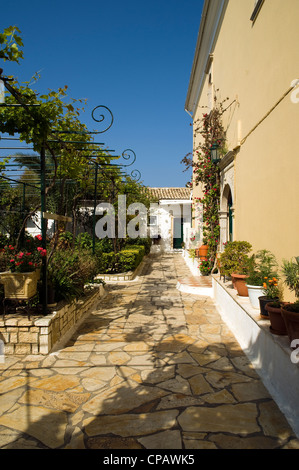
[37,247,47,257]
[4,237,46,273]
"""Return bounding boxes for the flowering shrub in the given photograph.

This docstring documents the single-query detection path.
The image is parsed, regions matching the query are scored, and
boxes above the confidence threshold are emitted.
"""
[3,235,46,273]
[262,277,280,300]
[199,258,211,276]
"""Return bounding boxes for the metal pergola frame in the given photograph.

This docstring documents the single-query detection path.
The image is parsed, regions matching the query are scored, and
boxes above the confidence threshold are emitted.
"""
[0,70,141,315]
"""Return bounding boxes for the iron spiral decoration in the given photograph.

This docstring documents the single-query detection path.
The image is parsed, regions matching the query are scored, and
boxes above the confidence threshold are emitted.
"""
[91,105,114,134]
[121,149,136,167]
[130,169,141,182]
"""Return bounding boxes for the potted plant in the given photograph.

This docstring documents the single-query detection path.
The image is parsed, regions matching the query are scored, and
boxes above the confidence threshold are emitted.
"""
[259,276,286,335]
[281,256,299,345]
[259,275,280,318]
[246,250,278,309]
[0,237,45,300]
[219,241,252,296]
[197,240,209,260]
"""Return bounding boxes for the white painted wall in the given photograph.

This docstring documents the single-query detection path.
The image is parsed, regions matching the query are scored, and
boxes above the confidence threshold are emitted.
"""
[150,200,191,252]
[26,211,55,238]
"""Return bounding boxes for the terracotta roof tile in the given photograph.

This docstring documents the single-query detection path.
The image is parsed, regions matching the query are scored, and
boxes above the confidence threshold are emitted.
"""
[149,187,191,200]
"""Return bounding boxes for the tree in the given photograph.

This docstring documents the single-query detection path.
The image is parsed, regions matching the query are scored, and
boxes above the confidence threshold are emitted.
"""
[0,26,24,63]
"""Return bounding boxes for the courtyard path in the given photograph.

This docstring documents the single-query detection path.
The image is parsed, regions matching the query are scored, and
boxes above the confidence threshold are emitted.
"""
[0,253,298,449]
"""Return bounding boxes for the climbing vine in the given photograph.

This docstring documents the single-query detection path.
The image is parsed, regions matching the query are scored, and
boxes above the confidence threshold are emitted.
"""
[182,92,229,274]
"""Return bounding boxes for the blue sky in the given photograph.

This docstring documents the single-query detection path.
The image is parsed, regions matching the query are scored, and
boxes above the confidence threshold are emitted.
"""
[1,0,204,188]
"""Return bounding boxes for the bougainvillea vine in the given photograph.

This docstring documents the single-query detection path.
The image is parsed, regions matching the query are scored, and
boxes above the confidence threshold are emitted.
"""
[182,92,229,275]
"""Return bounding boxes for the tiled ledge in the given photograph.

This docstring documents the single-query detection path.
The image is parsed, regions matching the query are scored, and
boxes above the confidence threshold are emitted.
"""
[0,284,106,356]
[177,276,213,297]
[212,274,299,438]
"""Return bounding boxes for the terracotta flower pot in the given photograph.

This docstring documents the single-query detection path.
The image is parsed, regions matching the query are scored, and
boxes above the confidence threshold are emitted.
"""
[198,244,209,260]
[266,302,287,335]
[231,273,248,297]
[281,304,299,345]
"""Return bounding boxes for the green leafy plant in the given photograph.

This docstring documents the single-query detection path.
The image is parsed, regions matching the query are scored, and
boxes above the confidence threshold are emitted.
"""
[47,248,98,301]
[246,249,278,286]
[75,232,93,250]
[262,276,281,299]
[0,26,24,63]
[125,237,152,255]
[97,245,145,274]
[281,256,299,312]
[219,241,252,277]
[58,231,73,249]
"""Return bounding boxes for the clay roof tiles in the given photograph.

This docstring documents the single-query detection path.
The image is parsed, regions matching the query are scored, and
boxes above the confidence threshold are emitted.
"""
[149,187,191,201]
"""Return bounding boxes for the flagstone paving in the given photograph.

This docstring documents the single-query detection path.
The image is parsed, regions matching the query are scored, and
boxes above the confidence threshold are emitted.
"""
[0,252,299,449]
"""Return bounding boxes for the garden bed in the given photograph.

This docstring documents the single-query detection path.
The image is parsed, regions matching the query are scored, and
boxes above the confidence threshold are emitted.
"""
[0,283,106,356]
[212,274,299,438]
[96,255,147,282]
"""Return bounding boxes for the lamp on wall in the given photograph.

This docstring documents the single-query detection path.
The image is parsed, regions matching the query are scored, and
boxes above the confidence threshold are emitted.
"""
[211,142,220,164]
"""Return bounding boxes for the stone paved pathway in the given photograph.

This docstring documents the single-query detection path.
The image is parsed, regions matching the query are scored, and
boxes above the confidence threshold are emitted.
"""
[0,253,299,449]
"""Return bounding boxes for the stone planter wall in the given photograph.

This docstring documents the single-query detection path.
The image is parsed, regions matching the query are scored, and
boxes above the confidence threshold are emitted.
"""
[0,284,106,356]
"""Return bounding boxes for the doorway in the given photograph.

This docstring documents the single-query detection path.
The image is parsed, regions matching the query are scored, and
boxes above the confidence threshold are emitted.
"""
[173,218,184,249]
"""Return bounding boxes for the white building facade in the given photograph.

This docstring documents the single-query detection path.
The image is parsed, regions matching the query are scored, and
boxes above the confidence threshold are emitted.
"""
[149,188,192,252]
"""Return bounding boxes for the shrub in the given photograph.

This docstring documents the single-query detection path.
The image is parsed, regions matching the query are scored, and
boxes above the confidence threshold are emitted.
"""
[75,232,93,250]
[220,241,252,276]
[96,236,114,253]
[58,231,73,249]
[282,256,299,310]
[247,249,278,286]
[125,237,152,255]
[96,245,145,274]
[47,248,98,301]
[119,246,144,272]
[97,252,117,274]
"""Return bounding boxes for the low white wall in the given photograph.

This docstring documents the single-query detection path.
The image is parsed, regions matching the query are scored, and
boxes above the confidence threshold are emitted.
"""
[182,250,201,276]
[212,275,299,438]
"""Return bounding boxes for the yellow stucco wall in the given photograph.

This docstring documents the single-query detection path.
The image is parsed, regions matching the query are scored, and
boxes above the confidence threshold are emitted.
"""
[192,0,299,300]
